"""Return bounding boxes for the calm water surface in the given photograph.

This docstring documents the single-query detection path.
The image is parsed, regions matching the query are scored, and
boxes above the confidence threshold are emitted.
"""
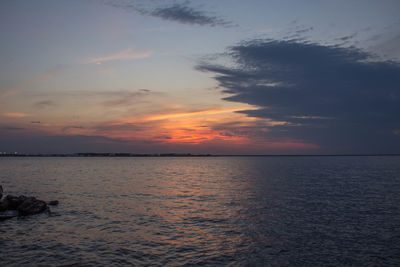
[0,156,400,266]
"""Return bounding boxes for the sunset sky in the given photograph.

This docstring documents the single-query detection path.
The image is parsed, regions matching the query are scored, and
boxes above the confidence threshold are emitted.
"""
[1,0,400,154]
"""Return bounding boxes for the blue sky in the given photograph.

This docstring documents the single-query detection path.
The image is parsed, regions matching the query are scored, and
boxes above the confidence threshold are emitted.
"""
[1,0,400,154]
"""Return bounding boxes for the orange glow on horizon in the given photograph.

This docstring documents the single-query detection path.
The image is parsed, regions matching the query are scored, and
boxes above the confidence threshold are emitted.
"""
[145,107,251,121]
[10,106,318,151]
[96,107,258,144]
[81,107,297,147]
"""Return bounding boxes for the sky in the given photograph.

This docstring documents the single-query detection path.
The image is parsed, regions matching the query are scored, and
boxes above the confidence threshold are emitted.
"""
[1,0,400,154]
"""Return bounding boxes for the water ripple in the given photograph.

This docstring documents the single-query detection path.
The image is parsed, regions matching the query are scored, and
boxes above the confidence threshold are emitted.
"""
[1,156,400,265]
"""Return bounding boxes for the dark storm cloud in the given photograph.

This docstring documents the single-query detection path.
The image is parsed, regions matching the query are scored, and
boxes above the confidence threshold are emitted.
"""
[197,40,400,153]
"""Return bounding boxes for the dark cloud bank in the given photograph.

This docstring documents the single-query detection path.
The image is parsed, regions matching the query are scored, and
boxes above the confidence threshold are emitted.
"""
[197,40,400,153]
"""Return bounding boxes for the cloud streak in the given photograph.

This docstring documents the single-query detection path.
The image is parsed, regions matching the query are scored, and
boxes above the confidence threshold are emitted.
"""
[86,47,152,64]
[145,107,251,121]
[62,125,85,133]
[2,112,30,118]
[147,3,232,27]
[109,1,233,27]
[0,90,20,100]
[33,100,55,109]
[100,89,156,107]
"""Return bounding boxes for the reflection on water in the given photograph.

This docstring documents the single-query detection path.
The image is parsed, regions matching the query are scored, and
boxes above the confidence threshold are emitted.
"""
[1,156,400,265]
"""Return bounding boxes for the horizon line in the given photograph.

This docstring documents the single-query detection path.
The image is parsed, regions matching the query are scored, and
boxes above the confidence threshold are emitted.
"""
[1,152,400,157]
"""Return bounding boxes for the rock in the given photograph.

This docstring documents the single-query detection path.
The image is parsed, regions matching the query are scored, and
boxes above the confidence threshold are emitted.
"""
[0,186,52,221]
[18,197,48,216]
[0,198,9,212]
[0,210,19,221]
[5,195,27,210]
[48,200,59,206]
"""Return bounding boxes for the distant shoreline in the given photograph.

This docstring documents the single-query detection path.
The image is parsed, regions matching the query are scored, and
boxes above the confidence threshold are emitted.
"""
[1,153,400,157]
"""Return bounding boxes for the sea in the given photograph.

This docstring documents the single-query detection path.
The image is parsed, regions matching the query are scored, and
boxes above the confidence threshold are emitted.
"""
[0,156,399,266]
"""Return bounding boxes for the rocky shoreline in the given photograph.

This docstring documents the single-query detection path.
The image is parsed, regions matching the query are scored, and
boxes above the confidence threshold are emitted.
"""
[0,185,58,221]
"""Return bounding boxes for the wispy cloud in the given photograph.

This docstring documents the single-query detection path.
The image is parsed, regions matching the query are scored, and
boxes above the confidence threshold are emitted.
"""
[0,126,24,131]
[32,65,68,82]
[0,90,20,100]
[33,100,55,109]
[2,112,30,118]
[147,3,233,27]
[86,47,152,64]
[62,125,85,133]
[144,107,251,121]
[100,89,156,107]
[109,1,234,27]
[0,65,68,99]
